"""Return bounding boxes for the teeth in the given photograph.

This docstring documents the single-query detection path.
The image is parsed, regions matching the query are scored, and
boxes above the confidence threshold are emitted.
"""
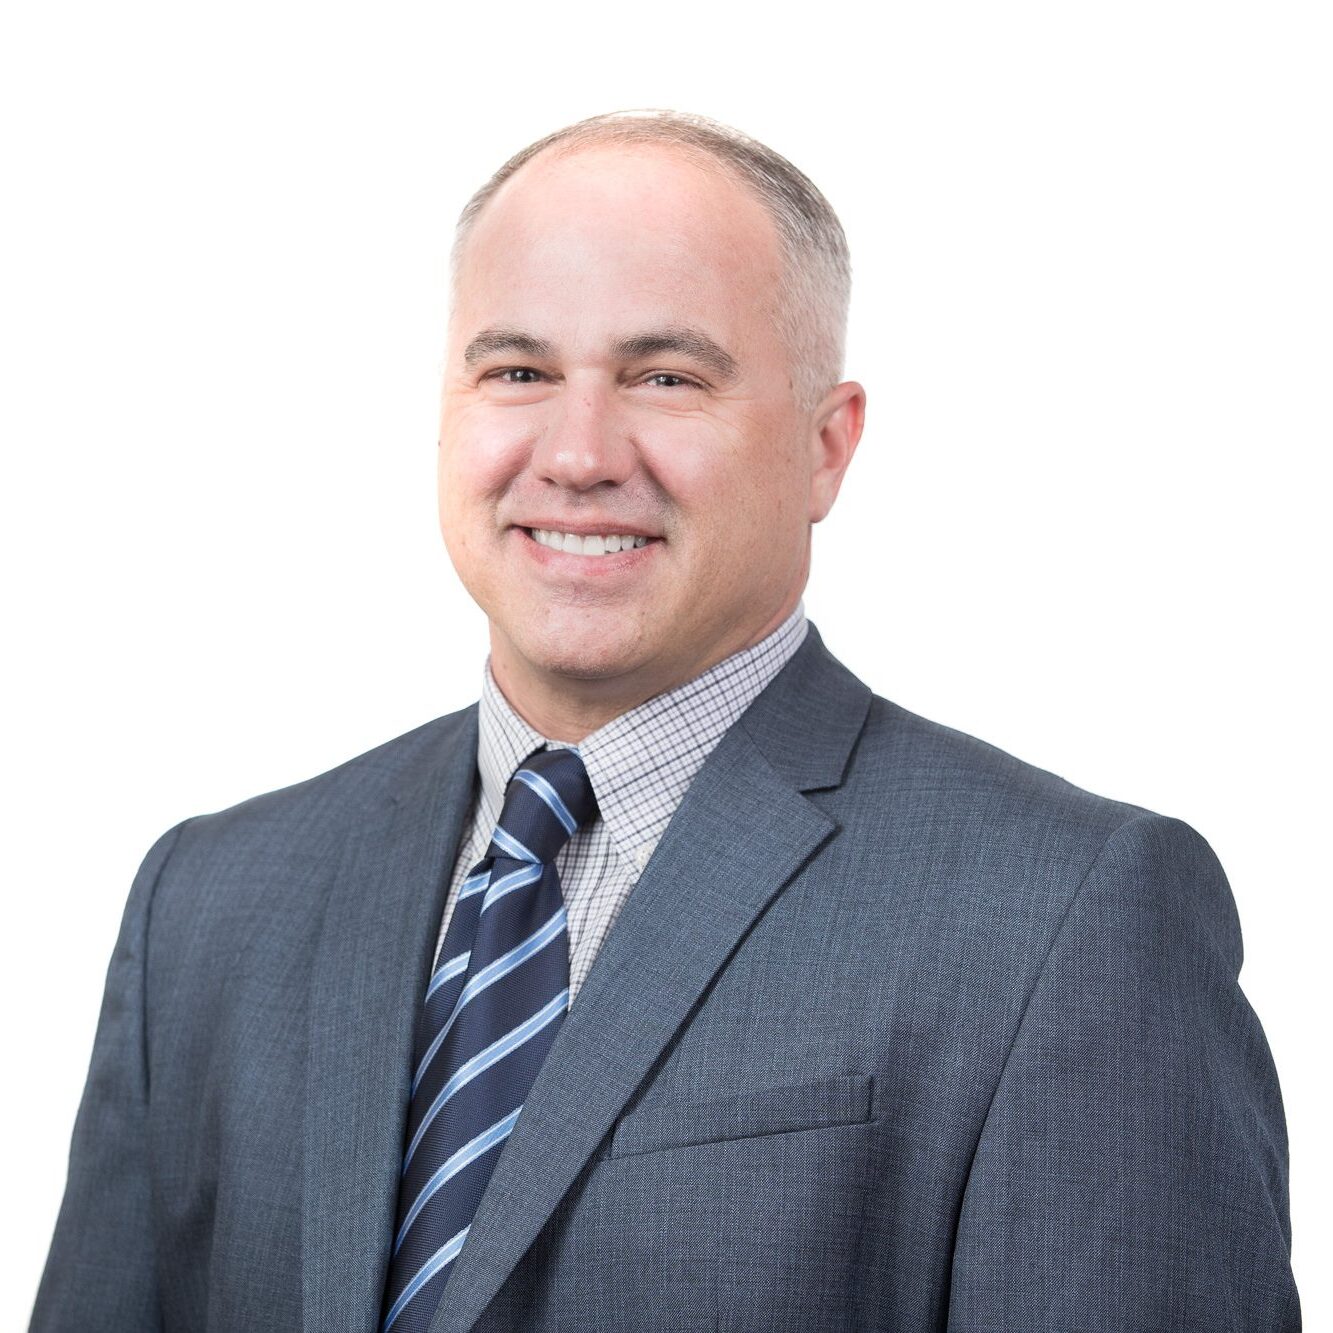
[530,529,652,556]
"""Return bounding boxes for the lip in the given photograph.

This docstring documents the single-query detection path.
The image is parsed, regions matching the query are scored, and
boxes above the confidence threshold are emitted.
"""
[513,525,661,572]
[511,520,661,540]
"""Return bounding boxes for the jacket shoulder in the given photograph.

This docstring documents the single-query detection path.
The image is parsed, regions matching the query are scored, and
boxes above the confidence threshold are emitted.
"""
[840,697,1242,1000]
[850,692,1156,851]
[172,703,478,857]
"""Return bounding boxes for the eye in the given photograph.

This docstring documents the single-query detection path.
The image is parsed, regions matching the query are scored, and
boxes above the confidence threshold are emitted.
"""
[642,372,702,390]
[491,366,545,384]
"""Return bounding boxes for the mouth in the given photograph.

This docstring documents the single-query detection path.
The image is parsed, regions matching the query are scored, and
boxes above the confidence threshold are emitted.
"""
[519,526,661,559]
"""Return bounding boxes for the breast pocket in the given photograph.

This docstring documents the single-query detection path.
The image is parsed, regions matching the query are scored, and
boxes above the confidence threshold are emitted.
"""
[606,1071,875,1159]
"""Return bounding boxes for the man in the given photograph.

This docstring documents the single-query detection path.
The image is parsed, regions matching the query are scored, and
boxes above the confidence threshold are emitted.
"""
[33,110,1299,1331]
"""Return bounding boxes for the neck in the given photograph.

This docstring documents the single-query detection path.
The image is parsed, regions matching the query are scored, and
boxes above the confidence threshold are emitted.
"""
[488,599,801,743]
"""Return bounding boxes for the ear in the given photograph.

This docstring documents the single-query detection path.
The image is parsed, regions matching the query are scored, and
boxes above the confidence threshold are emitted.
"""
[807,381,866,523]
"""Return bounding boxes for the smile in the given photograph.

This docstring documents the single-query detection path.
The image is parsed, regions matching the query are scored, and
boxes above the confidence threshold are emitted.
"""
[526,528,655,557]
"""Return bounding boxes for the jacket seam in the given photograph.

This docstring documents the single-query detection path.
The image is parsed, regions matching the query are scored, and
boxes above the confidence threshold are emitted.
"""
[140,817,194,1103]
[958,810,1159,1183]
[939,810,1159,1326]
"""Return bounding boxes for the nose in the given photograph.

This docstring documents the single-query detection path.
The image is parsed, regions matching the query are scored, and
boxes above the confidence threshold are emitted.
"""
[529,382,635,492]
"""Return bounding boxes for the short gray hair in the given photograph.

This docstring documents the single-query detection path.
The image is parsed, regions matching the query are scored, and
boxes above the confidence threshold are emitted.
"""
[450,109,851,412]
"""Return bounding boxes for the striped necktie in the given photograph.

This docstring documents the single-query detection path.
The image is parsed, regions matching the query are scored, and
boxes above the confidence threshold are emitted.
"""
[380,746,597,1333]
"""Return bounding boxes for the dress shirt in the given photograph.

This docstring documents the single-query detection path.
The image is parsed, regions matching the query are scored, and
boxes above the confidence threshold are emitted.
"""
[434,603,809,1004]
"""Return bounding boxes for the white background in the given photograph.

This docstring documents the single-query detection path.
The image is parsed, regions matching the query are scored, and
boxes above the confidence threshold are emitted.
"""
[4,1,1327,1325]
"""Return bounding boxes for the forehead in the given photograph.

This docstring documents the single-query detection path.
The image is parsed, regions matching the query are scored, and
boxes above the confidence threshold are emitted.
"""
[452,144,785,336]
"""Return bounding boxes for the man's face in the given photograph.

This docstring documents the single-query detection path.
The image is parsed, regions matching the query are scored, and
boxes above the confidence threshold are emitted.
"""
[439,143,859,712]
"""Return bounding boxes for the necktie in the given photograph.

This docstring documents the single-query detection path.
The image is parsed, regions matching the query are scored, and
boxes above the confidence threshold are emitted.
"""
[380,746,597,1333]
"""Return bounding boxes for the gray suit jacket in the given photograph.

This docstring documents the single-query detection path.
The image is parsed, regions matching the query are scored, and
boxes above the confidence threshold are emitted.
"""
[33,625,1299,1330]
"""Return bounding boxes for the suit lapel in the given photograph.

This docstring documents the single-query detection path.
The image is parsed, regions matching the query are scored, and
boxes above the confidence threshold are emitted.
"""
[302,706,480,1333]
[431,625,872,1333]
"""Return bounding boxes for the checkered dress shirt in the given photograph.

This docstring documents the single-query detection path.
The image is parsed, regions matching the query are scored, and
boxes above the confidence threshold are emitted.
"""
[434,604,809,1005]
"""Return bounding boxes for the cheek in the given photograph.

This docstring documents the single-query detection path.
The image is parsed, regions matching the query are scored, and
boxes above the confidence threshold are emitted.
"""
[635,415,754,510]
[640,414,803,537]
[439,408,536,510]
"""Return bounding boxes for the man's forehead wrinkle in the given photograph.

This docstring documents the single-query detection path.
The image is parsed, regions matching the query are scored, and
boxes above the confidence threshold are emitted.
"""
[462,328,554,368]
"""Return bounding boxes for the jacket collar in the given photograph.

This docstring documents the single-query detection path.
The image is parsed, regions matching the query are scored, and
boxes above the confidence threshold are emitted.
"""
[475,603,809,873]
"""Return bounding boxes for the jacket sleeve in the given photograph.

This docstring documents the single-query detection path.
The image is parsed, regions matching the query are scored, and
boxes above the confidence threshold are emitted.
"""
[946,813,1300,1332]
[30,819,191,1333]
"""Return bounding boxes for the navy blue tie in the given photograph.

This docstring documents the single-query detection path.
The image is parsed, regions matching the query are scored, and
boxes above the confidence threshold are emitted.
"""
[380,746,597,1333]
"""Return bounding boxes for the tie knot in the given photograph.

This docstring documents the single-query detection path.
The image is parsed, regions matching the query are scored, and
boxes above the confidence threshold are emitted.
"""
[488,746,598,865]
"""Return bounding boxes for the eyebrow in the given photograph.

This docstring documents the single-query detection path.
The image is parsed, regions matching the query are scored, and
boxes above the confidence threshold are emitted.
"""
[610,327,739,382]
[462,328,554,368]
[462,325,739,383]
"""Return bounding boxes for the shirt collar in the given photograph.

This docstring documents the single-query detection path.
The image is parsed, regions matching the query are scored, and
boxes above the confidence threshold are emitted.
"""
[476,603,808,872]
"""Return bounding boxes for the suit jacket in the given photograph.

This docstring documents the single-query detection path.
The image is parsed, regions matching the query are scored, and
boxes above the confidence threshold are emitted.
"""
[32,624,1300,1331]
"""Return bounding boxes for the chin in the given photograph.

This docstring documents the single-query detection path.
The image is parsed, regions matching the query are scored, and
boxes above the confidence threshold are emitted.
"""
[521,632,647,682]
[494,598,648,678]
